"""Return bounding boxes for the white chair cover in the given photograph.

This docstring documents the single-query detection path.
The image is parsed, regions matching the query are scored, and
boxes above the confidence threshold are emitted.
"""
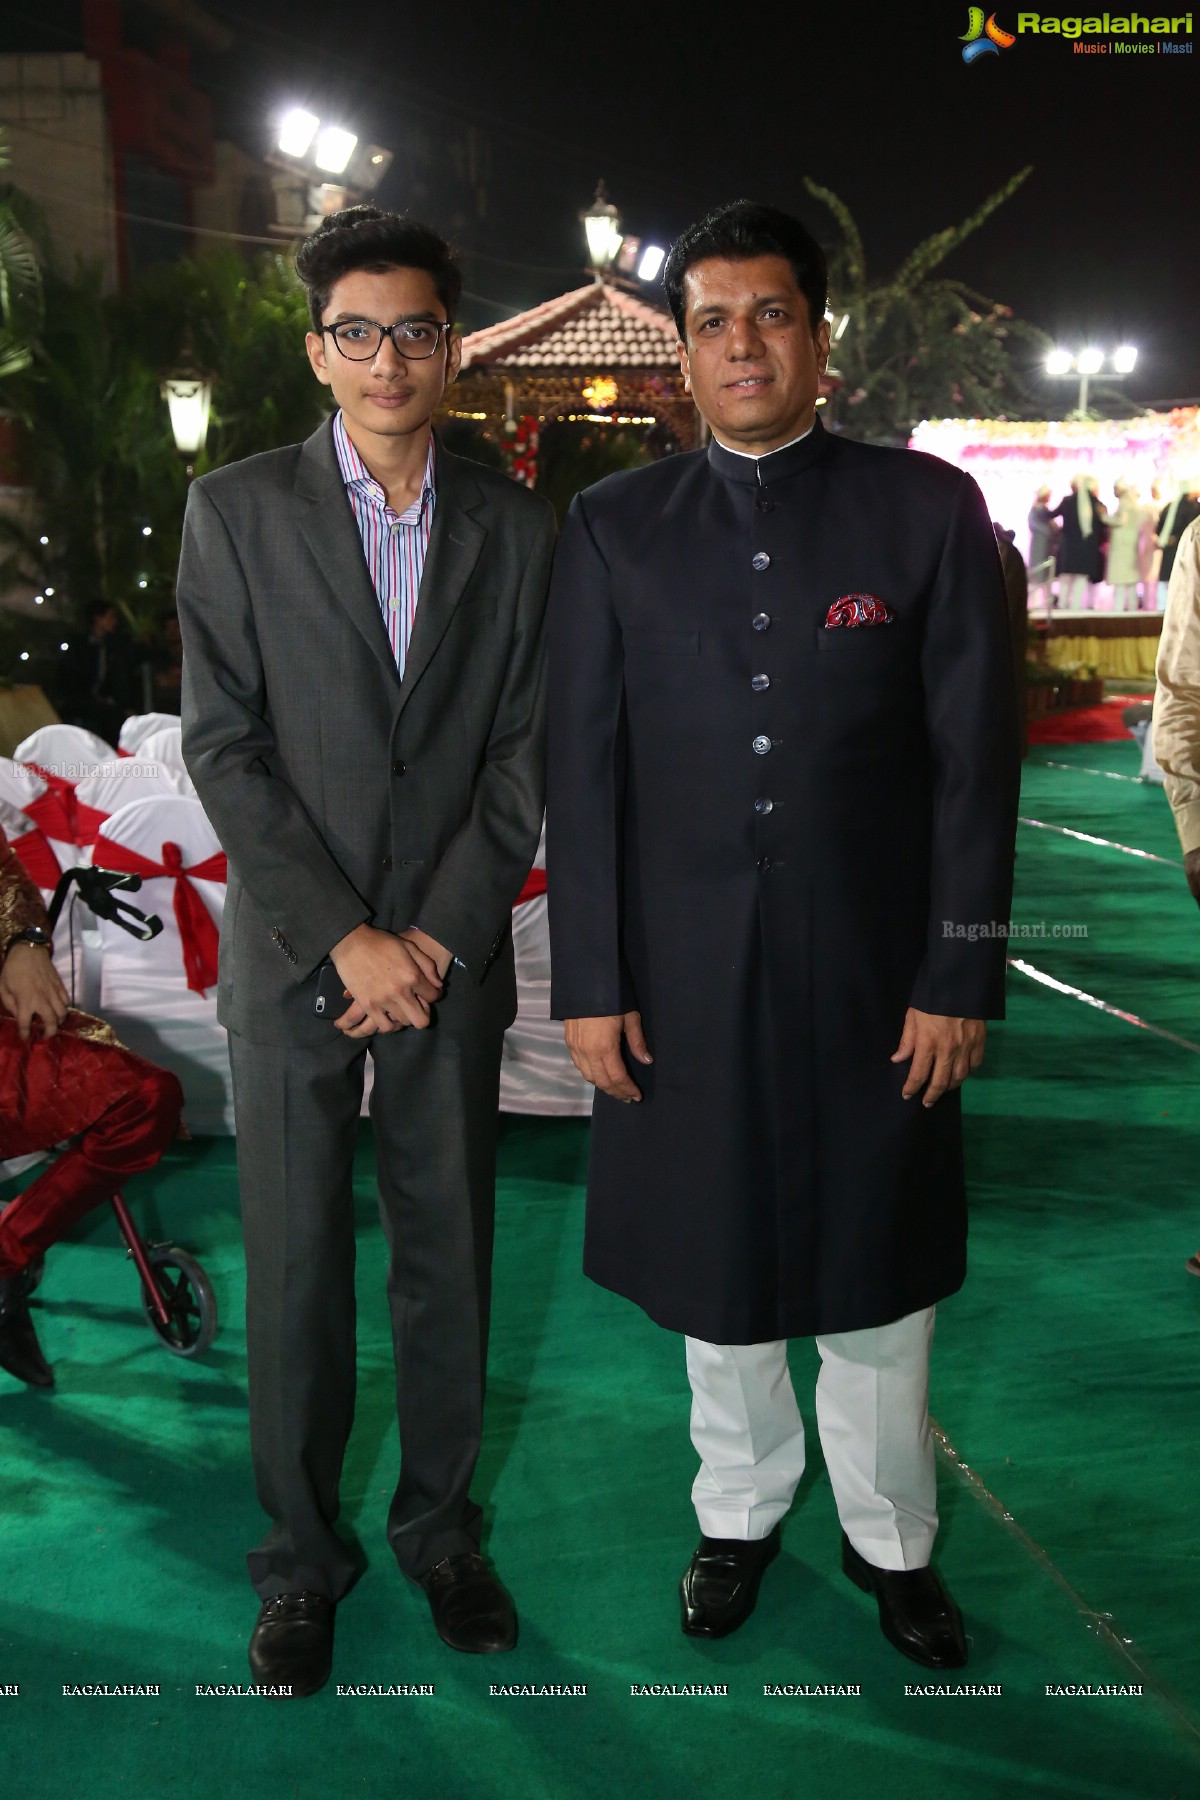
[13,724,115,775]
[0,759,46,816]
[136,726,195,797]
[92,795,234,1135]
[499,823,593,1117]
[118,712,181,755]
[75,760,182,829]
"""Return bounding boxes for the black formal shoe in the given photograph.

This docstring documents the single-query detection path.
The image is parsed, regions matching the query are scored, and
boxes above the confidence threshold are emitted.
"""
[247,1592,335,1697]
[679,1526,781,1639]
[417,1552,517,1654]
[0,1275,54,1389]
[841,1534,968,1669]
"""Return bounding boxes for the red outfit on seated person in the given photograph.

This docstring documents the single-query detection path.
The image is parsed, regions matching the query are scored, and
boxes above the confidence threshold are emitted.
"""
[0,826,182,1285]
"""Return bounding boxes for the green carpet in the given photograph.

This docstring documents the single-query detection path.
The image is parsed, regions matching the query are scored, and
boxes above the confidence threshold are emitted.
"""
[3,737,1199,1799]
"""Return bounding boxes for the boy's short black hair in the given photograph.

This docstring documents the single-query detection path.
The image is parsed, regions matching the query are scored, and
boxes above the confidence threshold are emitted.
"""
[662,201,827,340]
[294,206,462,328]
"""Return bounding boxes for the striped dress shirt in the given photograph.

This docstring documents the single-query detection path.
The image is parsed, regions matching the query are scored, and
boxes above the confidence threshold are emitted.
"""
[332,410,436,677]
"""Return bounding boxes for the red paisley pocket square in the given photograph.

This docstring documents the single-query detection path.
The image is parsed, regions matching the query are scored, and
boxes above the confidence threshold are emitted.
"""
[824,593,896,629]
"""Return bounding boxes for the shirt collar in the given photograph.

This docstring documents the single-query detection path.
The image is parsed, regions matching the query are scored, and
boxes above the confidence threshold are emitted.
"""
[707,415,830,487]
[332,409,437,511]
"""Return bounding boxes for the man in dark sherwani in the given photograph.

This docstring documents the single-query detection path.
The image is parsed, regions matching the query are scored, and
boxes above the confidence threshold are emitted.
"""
[546,202,1019,1669]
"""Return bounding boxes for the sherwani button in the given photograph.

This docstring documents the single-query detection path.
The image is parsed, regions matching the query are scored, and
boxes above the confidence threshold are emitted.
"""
[751,674,770,692]
[752,735,772,755]
[752,552,771,571]
[752,612,771,632]
[381,855,393,870]
[754,798,773,815]
[393,761,406,776]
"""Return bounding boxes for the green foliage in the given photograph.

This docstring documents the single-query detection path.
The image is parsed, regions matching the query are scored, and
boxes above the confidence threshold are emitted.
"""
[430,417,505,471]
[0,243,327,640]
[126,248,328,471]
[806,169,1051,445]
[0,139,43,380]
[536,423,656,525]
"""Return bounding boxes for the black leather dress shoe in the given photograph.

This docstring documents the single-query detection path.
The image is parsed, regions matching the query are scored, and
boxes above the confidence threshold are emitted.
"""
[417,1552,517,1654]
[248,1592,335,1697]
[679,1525,781,1638]
[0,1275,54,1389]
[841,1534,967,1668]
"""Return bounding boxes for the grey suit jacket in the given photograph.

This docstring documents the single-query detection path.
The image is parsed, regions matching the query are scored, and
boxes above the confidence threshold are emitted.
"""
[176,417,556,1048]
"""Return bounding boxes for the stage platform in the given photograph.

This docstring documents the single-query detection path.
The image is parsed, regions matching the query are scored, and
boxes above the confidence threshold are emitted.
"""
[1034,609,1162,680]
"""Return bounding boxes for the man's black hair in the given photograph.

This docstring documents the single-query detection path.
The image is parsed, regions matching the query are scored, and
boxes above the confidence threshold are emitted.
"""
[294,205,462,328]
[662,201,827,340]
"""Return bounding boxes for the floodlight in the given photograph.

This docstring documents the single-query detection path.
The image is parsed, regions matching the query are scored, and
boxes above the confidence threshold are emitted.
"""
[314,127,357,174]
[278,108,319,158]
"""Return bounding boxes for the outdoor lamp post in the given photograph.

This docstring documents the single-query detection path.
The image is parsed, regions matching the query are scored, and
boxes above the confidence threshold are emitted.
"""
[1044,344,1138,418]
[161,360,213,480]
[582,181,623,276]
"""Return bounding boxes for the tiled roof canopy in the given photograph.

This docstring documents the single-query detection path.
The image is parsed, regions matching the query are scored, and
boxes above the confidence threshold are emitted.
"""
[460,281,679,372]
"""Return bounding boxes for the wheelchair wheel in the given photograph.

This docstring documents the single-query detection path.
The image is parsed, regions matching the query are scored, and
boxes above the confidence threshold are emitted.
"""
[139,1246,217,1356]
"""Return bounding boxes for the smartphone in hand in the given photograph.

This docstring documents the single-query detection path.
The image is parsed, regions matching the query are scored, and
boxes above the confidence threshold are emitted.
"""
[313,959,348,1018]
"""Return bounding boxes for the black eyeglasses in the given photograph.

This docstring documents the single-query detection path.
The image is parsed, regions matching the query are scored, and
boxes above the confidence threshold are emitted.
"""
[322,317,453,361]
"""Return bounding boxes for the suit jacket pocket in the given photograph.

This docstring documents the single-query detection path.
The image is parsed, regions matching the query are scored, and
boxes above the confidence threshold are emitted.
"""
[816,624,911,655]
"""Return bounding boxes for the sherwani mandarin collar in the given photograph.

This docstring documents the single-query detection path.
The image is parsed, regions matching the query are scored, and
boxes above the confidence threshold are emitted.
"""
[707,415,833,486]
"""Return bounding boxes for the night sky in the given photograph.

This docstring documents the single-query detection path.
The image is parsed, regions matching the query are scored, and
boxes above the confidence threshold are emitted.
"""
[8,0,1200,406]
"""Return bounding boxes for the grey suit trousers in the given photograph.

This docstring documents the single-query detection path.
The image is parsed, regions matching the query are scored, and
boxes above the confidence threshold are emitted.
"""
[229,1019,504,1599]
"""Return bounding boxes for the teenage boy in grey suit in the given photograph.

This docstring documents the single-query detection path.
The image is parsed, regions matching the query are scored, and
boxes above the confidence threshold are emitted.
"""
[177,207,554,1696]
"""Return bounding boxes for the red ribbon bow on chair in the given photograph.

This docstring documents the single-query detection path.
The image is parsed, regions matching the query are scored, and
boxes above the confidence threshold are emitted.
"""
[23,764,111,847]
[92,835,227,995]
[24,768,82,845]
[8,825,61,889]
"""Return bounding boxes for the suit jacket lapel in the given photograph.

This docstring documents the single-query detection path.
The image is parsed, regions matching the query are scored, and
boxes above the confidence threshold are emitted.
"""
[396,444,486,719]
[294,416,400,688]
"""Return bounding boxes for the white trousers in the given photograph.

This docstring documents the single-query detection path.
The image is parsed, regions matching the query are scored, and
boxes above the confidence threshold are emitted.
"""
[686,1306,937,1572]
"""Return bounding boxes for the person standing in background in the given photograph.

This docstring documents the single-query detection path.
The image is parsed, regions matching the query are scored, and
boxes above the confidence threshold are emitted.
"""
[1050,478,1108,612]
[1051,476,1108,612]
[1106,479,1145,613]
[1027,485,1055,608]
[1152,514,1200,1272]
[57,601,143,744]
[1156,481,1200,610]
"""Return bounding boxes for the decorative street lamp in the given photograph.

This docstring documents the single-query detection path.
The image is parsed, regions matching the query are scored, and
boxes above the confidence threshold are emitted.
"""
[582,181,623,276]
[161,357,213,480]
[1044,344,1138,418]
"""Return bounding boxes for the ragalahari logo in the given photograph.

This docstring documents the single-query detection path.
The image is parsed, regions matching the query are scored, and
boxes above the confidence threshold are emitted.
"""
[960,7,1017,59]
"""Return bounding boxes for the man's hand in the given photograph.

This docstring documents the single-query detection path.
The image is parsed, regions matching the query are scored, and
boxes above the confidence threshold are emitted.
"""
[891,1007,986,1107]
[399,926,454,981]
[565,1012,652,1102]
[1184,848,1200,907]
[0,945,69,1043]
[329,923,443,1037]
